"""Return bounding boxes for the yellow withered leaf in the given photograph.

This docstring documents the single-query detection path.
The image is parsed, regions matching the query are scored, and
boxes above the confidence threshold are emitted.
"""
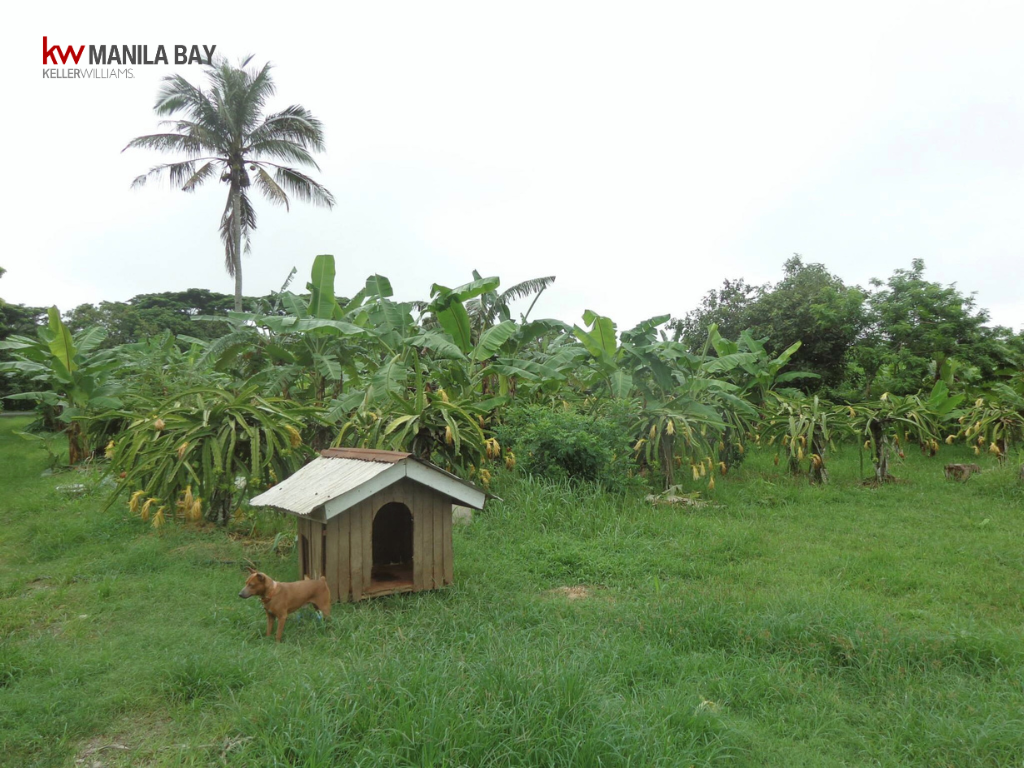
[105,440,115,459]
[177,441,190,460]
[945,435,955,445]
[152,507,165,529]
[154,418,165,431]
[445,426,453,446]
[708,477,716,491]
[666,420,675,436]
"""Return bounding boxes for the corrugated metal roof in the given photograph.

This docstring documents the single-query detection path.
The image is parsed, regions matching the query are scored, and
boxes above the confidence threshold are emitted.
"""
[249,456,393,517]
[319,447,411,463]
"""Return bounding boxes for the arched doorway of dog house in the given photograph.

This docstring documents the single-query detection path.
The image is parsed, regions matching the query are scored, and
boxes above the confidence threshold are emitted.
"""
[370,502,414,592]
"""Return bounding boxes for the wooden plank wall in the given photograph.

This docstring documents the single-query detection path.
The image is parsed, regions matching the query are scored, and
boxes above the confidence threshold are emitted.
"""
[309,520,323,581]
[297,518,310,579]
[334,512,351,602]
[308,479,456,602]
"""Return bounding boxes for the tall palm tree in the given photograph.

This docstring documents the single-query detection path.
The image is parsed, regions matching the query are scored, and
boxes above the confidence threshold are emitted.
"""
[125,56,335,311]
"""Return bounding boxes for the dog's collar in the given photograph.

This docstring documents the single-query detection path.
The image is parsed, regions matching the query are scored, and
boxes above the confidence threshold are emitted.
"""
[258,579,279,604]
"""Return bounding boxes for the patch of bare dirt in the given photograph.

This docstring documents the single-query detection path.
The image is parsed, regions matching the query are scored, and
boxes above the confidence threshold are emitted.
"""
[547,585,592,600]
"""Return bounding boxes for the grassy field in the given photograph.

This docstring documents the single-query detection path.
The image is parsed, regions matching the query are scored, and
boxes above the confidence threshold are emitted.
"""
[2,415,1024,767]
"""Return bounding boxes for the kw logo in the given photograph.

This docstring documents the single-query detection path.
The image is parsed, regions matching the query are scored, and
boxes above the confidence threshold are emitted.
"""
[43,37,84,65]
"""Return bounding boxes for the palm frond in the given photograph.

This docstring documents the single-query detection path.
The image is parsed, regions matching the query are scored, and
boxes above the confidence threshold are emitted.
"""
[182,161,218,192]
[157,120,228,153]
[248,105,326,152]
[210,58,276,136]
[486,276,556,323]
[219,190,257,275]
[253,166,289,209]
[122,133,205,156]
[245,139,319,168]
[497,276,557,305]
[154,74,221,126]
[270,165,335,208]
[129,159,218,190]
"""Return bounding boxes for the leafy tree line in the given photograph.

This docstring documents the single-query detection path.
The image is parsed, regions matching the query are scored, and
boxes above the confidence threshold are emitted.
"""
[672,255,1023,399]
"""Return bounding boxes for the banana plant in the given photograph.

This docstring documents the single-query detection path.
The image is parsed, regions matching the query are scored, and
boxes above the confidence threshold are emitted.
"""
[428,276,501,355]
[572,309,635,399]
[0,307,123,463]
[705,326,818,404]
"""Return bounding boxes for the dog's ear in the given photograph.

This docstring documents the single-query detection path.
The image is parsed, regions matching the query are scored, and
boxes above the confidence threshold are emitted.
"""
[246,566,256,574]
[256,573,266,582]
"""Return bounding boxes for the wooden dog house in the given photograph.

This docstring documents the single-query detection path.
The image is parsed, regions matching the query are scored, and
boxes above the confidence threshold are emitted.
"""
[249,448,486,602]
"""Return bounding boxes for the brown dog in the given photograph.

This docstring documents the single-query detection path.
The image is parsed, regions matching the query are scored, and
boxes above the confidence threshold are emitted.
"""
[238,570,331,642]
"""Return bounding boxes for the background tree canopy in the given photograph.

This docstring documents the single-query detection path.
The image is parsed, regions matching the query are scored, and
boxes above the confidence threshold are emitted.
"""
[671,256,1021,399]
[672,255,866,389]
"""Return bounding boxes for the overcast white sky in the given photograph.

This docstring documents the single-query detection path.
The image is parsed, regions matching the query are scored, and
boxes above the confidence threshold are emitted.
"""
[6,1,1023,332]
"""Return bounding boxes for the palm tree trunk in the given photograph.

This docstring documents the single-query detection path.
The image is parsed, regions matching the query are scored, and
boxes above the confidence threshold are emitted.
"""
[232,185,243,312]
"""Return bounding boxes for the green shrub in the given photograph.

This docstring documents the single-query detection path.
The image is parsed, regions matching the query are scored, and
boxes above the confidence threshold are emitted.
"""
[495,402,644,493]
